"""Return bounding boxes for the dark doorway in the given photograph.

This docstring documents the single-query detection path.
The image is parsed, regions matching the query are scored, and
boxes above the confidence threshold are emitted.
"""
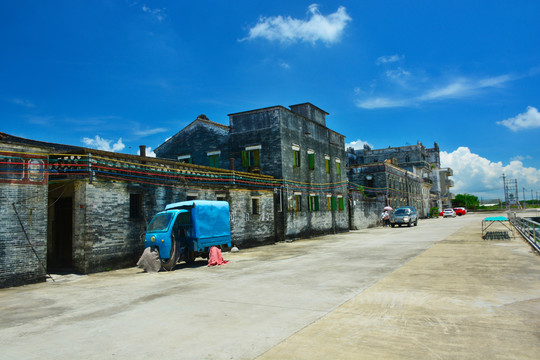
[49,197,73,271]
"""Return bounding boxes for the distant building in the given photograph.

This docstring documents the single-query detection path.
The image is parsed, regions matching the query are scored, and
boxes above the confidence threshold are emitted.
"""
[347,141,453,214]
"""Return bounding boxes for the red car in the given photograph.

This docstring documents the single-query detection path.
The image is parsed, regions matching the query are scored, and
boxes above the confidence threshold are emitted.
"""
[453,207,467,216]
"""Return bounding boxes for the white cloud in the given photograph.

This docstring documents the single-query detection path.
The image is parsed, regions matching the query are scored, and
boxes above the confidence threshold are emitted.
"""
[356,73,516,109]
[279,60,291,69]
[9,98,35,108]
[385,67,410,80]
[346,139,373,150]
[376,54,404,65]
[497,106,540,131]
[133,127,169,137]
[511,155,532,162]
[440,147,540,198]
[82,135,125,152]
[356,97,409,109]
[242,4,351,45]
[142,5,166,22]
[137,146,156,157]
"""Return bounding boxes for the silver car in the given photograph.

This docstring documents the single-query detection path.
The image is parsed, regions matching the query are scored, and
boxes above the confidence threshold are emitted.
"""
[390,207,418,227]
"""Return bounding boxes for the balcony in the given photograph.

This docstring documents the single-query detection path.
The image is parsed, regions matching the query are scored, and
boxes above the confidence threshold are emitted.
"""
[447,179,454,187]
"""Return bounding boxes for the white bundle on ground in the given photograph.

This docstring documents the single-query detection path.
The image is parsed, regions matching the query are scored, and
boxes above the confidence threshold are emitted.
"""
[136,247,161,272]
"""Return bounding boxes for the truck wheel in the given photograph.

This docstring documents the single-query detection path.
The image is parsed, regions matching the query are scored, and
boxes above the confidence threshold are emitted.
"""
[161,240,179,271]
[407,221,412,227]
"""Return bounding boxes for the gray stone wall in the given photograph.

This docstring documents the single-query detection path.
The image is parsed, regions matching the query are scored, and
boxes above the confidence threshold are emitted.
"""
[229,108,283,176]
[71,180,276,273]
[1,143,49,288]
[0,183,48,288]
[349,193,383,229]
[228,190,275,247]
[155,119,230,169]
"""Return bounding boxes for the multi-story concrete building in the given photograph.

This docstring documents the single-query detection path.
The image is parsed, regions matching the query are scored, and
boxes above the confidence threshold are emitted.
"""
[347,142,453,215]
[348,160,424,216]
[156,103,349,240]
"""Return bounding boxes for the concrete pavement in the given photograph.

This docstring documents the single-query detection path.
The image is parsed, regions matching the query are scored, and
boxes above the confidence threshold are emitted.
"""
[0,213,538,359]
[258,214,540,359]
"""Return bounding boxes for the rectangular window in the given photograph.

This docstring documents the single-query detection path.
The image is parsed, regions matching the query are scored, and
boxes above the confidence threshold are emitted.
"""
[308,150,315,170]
[308,195,319,212]
[130,194,143,219]
[294,194,302,212]
[178,155,192,164]
[208,154,220,168]
[325,155,330,174]
[242,147,260,168]
[292,145,301,168]
[338,196,345,211]
[336,159,341,175]
[252,198,260,215]
[327,195,332,211]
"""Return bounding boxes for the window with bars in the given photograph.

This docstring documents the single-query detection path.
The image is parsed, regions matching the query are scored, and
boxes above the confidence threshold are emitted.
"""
[308,195,319,212]
[252,198,260,215]
[130,193,143,219]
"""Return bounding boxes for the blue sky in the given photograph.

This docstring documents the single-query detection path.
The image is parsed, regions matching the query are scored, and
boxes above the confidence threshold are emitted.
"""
[1,1,539,200]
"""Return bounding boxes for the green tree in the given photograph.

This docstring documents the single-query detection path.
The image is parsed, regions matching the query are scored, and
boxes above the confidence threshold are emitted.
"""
[453,194,479,210]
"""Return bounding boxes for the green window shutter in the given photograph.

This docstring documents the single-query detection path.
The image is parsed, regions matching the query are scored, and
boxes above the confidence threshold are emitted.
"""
[209,154,219,168]
[254,149,260,167]
[242,150,248,167]
[315,196,319,211]
[339,197,344,211]
[336,162,341,175]
[331,196,337,211]
[325,159,330,173]
[308,197,312,212]
[308,153,315,170]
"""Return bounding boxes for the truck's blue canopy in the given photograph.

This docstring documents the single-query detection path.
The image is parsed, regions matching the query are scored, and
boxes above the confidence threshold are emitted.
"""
[166,200,231,240]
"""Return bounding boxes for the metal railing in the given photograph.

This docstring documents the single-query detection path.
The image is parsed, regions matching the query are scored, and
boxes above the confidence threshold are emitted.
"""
[509,212,540,253]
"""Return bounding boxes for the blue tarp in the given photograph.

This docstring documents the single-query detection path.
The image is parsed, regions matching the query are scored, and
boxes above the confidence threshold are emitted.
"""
[166,200,231,241]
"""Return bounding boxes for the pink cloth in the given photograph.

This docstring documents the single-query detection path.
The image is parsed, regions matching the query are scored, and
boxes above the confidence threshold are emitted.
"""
[208,246,229,266]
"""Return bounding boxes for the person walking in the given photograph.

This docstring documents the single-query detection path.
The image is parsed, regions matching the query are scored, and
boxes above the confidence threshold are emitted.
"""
[381,210,390,227]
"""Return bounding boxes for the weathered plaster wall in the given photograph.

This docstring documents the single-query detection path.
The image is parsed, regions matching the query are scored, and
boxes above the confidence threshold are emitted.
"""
[71,180,276,273]
[0,183,48,288]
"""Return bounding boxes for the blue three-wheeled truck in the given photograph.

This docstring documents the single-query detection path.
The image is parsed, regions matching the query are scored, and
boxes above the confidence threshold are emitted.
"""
[144,200,232,270]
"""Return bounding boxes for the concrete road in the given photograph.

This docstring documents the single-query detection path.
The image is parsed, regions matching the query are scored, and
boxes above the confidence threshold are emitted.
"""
[0,213,539,359]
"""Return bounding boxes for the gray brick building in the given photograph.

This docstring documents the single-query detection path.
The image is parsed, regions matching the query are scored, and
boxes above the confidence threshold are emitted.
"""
[1,133,277,287]
[156,103,350,240]
[347,142,453,214]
